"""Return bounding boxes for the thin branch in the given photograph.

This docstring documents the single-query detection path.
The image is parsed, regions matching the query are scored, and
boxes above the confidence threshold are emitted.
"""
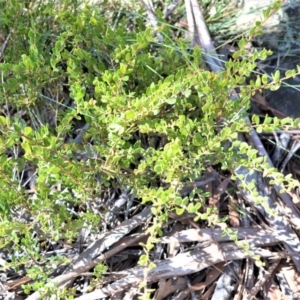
[164,0,181,20]
[139,0,163,42]
[0,30,12,61]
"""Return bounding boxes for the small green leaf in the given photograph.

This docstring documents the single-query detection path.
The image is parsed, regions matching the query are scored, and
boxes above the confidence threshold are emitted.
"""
[174,197,182,205]
[184,89,192,98]
[119,63,126,74]
[256,125,263,133]
[262,74,268,85]
[125,52,131,62]
[232,50,241,59]
[22,141,32,156]
[151,207,157,214]
[285,69,296,78]
[270,82,281,91]
[166,98,177,105]
[255,76,261,87]
[263,6,272,19]
[187,203,196,213]
[125,110,135,120]
[249,26,256,37]
[238,38,247,49]
[255,21,262,27]
[175,207,185,215]
[0,116,6,126]
[252,115,260,125]
[273,70,280,81]
[24,127,33,136]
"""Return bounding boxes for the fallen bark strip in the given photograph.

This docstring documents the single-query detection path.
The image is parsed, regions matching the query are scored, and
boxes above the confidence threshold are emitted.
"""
[160,227,277,245]
[211,260,241,300]
[185,0,300,273]
[74,239,289,300]
[0,29,12,60]
[246,259,281,300]
[25,232,148,300]
[25,226,280,300]
[64,206,152,273]
[25,207,152,300]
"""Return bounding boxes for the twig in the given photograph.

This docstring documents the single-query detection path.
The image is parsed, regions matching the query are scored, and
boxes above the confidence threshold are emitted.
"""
[185,0,223,71]
[139,0,163,42]
[160,227,279,246]
[0,30,12,61]
[164,0,181,20]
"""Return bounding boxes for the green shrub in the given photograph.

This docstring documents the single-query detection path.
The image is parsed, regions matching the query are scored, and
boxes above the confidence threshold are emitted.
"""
[0,0,299,296]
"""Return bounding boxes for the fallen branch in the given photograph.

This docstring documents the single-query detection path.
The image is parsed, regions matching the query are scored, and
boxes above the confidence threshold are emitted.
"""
[74,239,289,300]
[25,207,152,300]
[160,226,279,246]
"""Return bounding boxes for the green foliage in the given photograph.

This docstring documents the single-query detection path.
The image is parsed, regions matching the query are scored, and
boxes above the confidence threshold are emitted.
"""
[0,0,299,297]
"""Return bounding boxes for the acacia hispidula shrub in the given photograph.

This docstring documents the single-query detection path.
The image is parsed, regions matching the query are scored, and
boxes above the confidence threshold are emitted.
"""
[0,0,299,294]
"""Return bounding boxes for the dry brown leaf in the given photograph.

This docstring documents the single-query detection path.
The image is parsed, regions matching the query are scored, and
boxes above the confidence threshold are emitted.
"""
[229,196,240,227]
[201,281,216,299]
[169,212,200,229]
[174,19,188,29]
[189,262,225,291]
[2,276,32,291]
[154,277,187,300]
[252,92,287,119]
[264,278,282,300]
[277,263,300,298]
[209,178,230,207]
[154,279,167,300]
